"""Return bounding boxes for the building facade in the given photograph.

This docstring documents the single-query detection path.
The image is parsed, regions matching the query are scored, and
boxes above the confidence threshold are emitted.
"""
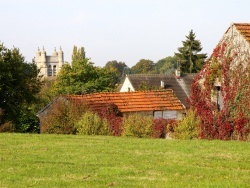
[35,47,64,78]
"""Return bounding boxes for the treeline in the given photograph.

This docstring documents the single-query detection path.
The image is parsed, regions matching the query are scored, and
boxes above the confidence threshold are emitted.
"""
[0,29,207,134]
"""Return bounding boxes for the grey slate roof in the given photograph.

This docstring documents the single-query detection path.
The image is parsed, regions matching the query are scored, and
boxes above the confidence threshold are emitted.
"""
[125,74,197,107]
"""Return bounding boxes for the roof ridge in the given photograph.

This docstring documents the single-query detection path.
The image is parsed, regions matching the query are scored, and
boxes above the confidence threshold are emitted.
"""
[64,89,175,97]
[233,23,250,25]
[128,74,172,77]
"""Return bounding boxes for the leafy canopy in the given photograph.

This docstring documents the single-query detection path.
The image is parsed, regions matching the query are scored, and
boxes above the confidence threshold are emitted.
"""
[131,59,156,74]
[0,42,41,130]
[53,46,116,94]
[155,56,177,74]
[104,60,129,83]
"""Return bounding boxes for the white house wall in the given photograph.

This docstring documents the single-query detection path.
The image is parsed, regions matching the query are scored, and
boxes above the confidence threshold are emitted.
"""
[119,77,135,92]
[219,24,250,68]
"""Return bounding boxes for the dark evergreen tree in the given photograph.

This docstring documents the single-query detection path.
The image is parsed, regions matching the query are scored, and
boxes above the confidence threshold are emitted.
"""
[175,30,207,73]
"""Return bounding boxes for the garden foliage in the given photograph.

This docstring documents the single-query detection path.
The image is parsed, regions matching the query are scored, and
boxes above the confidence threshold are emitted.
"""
[173,110,200,140]
[41,99,86,134]
[152,118,168,138]
[96,103,123,136]
[76,111,110,135]
[122,114,153,138]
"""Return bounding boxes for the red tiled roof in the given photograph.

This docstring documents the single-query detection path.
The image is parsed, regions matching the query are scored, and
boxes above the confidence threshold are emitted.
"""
[65,90,184,113]
[234,23,250,44]
[124,74,196,107]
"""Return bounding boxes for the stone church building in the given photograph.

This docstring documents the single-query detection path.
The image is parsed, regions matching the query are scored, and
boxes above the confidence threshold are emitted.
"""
[35,47,64,78]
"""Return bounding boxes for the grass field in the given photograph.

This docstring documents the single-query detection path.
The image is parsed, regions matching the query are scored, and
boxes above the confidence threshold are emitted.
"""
[0,133,250,187]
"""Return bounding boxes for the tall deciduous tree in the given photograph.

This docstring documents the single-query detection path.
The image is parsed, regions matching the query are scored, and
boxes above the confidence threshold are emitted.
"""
[104,60,129,83]
[175,30,207,73]
[72,46,85,66]
[131,59,156,74]
[0,42,41,130]
[155,56,177,74]
[53,46,116,94]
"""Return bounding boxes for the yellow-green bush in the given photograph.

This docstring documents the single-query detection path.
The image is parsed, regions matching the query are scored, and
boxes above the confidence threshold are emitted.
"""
[122,114,153,138]
[173,110,200,140]
[76,111,110,135]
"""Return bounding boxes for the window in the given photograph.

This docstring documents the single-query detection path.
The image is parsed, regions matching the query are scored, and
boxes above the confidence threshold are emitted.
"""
[53,65,57,76]
[48,65,52,76]
[154,111,177,119]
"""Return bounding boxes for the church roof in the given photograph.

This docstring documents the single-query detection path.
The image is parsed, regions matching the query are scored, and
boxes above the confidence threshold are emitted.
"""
[65,90,184,113]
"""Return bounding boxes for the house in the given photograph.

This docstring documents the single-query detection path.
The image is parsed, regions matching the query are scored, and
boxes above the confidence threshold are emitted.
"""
[119,73,196,108]
[188,23,250,140]
[195,23,250,110]
[217,23,250,67]
[37,90,185,129]
[65,90,185,120]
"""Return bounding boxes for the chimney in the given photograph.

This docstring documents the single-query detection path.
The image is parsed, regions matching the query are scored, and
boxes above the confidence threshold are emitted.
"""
[175,69,181,79]
[160,81,165,88]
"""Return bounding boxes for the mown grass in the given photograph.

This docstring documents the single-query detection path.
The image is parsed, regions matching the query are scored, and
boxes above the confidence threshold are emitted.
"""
[0,133,250,187]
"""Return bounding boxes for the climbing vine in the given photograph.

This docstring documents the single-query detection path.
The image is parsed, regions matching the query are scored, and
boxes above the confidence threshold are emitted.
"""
[188,42,250,140]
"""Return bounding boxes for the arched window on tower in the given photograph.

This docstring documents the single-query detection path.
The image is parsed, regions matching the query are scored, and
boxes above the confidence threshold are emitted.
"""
[53,65,57,76]
[48,65,52,76]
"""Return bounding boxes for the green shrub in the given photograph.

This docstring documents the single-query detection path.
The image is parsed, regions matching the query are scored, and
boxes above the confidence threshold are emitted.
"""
[76,111,110,135]
[41,100,86,134]
[173,110,200,140]
[14,107,40,133]
[122,114,153,138]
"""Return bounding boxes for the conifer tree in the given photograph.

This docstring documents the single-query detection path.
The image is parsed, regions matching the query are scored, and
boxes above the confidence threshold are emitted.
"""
[175,30,207,73]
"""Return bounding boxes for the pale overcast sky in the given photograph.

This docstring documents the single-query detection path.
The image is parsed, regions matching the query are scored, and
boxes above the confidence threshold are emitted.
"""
[0,0,249,67]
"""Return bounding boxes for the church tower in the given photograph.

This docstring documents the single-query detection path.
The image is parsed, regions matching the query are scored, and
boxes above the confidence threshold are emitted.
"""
[35,46,64,78]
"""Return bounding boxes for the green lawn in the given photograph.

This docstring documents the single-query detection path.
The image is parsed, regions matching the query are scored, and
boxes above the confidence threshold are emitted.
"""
[0,134,249,187]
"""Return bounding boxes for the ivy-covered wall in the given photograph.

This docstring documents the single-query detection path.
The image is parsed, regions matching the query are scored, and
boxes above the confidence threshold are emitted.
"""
[188,31,250,141]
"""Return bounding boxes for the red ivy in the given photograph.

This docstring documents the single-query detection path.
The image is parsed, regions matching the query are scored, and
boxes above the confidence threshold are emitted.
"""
[188,42,250,140]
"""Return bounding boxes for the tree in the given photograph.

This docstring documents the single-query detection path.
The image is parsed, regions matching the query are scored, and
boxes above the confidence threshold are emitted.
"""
[53,46,116,94]
[72,45,85,66]
[155,56,177,74]
[104,60,129,83]
[131,59,156,74]
[0,42,41,131]
[175,30,207,73]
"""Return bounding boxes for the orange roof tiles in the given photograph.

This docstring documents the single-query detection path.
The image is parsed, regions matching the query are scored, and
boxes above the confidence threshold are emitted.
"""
[234,23,250,44]
[224,23,250,44]
[65,90,184,113]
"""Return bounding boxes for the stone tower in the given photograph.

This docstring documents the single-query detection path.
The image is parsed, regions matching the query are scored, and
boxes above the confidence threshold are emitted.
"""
[35,47,64,78]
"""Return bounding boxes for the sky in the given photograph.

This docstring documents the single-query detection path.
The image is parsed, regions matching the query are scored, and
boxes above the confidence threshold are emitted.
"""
[1,0,250,67]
